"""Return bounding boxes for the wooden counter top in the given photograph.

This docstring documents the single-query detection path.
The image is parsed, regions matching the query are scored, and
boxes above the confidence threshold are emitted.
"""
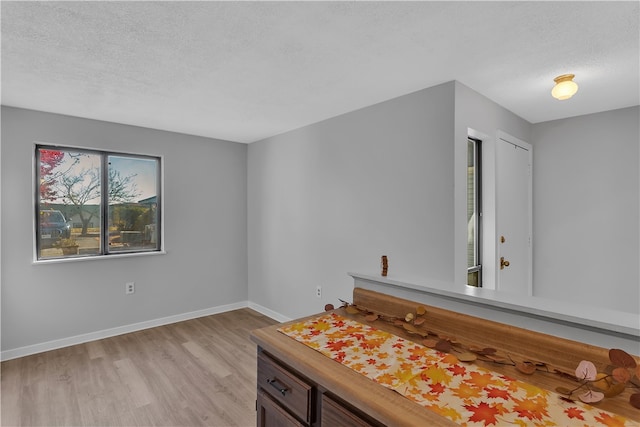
[251,310,458,427]
[250,288,640,425]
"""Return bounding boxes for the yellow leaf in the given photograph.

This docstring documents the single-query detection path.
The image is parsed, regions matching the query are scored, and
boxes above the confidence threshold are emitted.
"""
[421,365,453,385]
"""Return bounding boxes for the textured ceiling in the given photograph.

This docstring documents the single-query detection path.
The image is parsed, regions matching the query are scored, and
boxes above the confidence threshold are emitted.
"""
[2,1,638,143]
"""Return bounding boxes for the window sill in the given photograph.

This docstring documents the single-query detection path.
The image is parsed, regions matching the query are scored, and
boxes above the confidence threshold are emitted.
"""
[33,249,167,265]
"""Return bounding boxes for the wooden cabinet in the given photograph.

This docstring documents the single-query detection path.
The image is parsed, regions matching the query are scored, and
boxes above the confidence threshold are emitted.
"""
[320,394,376,427]
[252,287,639,426]
[257,351,313,425]
[257,389,305,427]
[256,350,380,427]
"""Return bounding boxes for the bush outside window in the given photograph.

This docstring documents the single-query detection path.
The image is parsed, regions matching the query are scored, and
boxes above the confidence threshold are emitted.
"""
[36,145,161,260]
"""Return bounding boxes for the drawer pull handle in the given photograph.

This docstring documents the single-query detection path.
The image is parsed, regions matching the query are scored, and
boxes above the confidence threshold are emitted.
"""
[267,378,289,396]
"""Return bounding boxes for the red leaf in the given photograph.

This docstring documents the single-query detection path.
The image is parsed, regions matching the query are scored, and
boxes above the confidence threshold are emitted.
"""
[564,407,585,421]
[612,367,631,383]
[609,348,637,368]
[464,402,500,426]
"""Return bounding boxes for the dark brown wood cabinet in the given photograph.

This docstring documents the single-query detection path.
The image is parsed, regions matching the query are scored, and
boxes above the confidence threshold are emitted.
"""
[256,350,379,427]
[252,288,639,426]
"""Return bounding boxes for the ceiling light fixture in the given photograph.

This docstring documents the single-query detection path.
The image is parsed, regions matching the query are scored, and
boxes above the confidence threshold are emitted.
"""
[551,74,578,100]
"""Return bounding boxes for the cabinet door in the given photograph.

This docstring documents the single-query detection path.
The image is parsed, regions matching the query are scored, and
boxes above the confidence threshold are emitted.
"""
[321,394,377,427]
[257,390,306,427]
[258,352,313,423]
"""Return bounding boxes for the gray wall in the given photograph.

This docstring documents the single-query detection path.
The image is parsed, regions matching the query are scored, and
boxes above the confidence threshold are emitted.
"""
[3,87,638,359]
[531,106,639,312]
[1,106,248,355]
[248,82,456,319]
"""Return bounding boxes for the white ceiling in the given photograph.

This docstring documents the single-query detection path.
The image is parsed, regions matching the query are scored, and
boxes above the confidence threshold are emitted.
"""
[2,1,638,143]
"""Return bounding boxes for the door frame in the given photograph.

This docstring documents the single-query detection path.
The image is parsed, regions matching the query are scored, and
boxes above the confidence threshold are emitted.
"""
[493,130,533,295]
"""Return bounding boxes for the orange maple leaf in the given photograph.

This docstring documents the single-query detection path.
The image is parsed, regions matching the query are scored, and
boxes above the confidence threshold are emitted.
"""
[429,382,446,394]
[564,406,585,421]
[426,404,463,422]
[452,382,483,400]
[359,337,386,350]
[448,364,467,376]
[408,345,429,360]
[334,351,346,363]
[326,339,352,352]
[464,402,501,426]
[594,412,629,427]
[512,396,549,421]
[468,371,499,388]
[376,373,396,386]
[441,353,460,365]
[349,362,365,372]
[485,386,510,400]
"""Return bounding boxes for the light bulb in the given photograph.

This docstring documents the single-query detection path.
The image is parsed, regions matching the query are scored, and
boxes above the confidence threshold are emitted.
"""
[551,74,578,100]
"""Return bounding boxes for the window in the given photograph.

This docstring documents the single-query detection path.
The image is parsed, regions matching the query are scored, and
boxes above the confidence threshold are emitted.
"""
[36,145,161,260]
[467,137,481,286]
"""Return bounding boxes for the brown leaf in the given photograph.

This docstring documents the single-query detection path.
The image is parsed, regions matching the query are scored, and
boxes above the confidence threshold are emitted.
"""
[482,347,497,355]
[612,367,631,383]
[416,306,426,315]
[457,352,477,362]
[345,306,360,314]
[435,340,452,353]
[555,386,573,395]
[364,313,379,322]
[484,354,508,363]
[422,338,438,348]
[603,382,626,398]
[609,348,637,368]
[413,317,426,326]
[403,323,419,334]
[393,319,404,327]
[630,393,640,409]
[516,362,537,375]
[441,336,458,344]
[324,304,335,311]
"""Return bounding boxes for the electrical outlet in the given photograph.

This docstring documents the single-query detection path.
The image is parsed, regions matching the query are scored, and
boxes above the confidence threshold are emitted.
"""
[316,286,322,298]
[125,282,135,295]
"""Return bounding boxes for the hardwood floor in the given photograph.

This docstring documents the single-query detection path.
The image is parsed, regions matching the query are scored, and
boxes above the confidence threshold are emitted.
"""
[1,308,278,427]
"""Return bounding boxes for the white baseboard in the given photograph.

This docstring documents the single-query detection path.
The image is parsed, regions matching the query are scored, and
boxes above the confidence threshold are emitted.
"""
[1,300,289,361]
[248,302,292,323]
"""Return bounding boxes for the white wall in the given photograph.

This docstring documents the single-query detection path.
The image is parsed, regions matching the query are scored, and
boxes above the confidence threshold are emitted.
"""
[248,82,456,319]
[247,81,638,346]
[1,107,249,357]
[531,106,639,313]
[453,82,532,287]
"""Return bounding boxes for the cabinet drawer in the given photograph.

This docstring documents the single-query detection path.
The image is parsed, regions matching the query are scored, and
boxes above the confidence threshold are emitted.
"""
[258,352,313,423]
[257,389,305,427]
[321,394,379,427]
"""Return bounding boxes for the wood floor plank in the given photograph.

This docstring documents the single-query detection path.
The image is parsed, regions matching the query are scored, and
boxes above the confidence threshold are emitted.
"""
[1,308,278,427]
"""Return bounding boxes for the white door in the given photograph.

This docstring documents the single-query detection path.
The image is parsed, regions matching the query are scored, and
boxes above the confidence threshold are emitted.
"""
[495,134,532,295]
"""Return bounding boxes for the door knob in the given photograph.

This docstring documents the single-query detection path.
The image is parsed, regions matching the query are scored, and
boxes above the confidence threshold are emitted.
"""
[500,257,510,270]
